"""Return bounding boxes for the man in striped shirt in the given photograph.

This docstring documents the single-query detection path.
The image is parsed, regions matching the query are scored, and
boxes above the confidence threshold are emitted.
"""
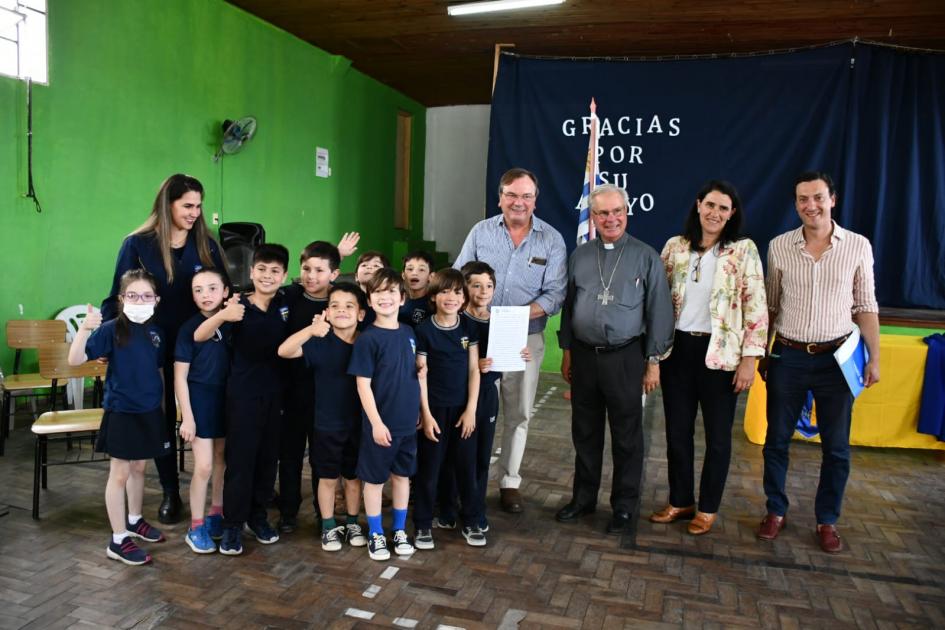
[454,167,567,514]
[758,171,880,553]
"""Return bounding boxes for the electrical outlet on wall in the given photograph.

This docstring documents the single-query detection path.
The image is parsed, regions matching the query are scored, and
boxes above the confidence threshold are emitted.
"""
[212,213,219,225]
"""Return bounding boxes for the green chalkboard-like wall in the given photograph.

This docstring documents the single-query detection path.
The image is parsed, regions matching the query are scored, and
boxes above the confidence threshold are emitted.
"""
[0,0,425,370]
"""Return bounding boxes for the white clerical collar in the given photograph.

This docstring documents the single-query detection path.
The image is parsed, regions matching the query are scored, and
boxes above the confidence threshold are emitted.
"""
[603,242,615,250]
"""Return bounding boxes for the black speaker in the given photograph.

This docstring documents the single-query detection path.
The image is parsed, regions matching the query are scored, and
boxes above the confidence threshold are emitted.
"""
[218,222,265,292]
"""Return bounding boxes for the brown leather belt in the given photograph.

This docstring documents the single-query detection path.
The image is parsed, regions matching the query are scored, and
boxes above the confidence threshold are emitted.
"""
[775,334,850,355]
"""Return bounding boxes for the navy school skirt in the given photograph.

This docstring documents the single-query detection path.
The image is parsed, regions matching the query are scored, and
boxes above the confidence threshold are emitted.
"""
[96,408,172,460]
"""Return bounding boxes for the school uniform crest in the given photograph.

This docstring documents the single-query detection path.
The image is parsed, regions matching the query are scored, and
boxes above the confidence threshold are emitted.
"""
[460,336,470,350]
[279,306,290,321]
[149,331,162,348]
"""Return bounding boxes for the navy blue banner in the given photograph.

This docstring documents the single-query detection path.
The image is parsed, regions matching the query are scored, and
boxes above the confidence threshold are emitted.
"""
[488,43,945,309]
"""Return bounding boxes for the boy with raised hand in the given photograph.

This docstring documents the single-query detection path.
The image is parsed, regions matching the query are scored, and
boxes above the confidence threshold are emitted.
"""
[277,240,342,533]
[348,268,424,561]
[278,282,369,551]
[195,243,290,556]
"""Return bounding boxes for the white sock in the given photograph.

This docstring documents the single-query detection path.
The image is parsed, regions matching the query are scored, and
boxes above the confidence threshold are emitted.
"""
[127,513,142,525]
[112,531,128,544]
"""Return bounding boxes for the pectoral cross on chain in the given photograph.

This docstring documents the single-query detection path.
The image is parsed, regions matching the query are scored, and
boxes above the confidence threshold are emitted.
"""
[597,288,614,305]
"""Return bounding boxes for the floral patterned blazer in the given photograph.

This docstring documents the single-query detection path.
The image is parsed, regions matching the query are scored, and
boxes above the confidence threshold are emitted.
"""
[660,235,769,370]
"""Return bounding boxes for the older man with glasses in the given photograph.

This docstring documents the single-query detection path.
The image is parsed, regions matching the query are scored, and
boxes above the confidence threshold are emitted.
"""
[454,167,567,514]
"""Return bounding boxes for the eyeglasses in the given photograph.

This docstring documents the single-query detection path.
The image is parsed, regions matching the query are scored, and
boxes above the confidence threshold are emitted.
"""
[592,208,626,219]
[122,292,158,303]
[502,192,536,202]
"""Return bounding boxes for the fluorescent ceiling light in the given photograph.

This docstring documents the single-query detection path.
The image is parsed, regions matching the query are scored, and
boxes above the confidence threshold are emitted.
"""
[448,0,566,17]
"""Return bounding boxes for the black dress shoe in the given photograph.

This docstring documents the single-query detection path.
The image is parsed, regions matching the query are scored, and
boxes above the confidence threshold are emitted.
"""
[500,488,524,514]
[606,511,634,535]
[158,491,182,524]
[555,501,596,522]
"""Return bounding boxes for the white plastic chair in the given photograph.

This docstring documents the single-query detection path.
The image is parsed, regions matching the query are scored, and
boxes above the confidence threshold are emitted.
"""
[54,305,99,410]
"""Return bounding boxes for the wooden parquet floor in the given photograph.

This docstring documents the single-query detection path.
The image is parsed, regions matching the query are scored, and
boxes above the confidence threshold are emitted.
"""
[1,375,944,629]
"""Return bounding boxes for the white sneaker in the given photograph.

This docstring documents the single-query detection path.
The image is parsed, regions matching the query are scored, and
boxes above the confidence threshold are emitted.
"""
[392,529,415,556]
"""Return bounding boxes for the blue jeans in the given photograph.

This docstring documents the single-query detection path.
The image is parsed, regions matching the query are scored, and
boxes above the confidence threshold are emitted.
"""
[763,342,854,525]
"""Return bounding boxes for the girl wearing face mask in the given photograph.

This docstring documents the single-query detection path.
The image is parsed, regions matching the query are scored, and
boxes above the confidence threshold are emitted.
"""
[101,174,228,525]
[70,269,170,566]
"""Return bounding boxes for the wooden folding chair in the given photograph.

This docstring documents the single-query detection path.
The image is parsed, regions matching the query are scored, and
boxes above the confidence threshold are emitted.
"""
[31,343,107,520]
[2,320,67,455]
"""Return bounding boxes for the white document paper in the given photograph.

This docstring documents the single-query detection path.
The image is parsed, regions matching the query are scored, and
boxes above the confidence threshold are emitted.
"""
[486,306,530,372]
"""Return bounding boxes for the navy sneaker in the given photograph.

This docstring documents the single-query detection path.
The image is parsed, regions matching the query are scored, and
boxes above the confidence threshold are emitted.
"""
[126,518,165,543]
[185,524,216,554]
[392,529,415,556]
[414,528,434,550]
[368,532,390,561]
[246,520,280,544]
[479,517,490,533]
[432,516,456,530]
[462,525,487,547]
[106,536,152,566]
[321,525,344,552]
[277,514,297,534]
[219,526,243,556]
[344,522,368,547]
[206,513,224,540]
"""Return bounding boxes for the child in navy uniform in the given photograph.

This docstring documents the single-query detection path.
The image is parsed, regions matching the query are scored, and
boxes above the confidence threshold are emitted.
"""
[278,282,368,551]
[195,244,290,555]
[354,251,389,295]
[414,268,484,549]
[175,268,230,553]
[348,268,422,561]
[399,250,433,328]
[278,241,341,533]
[69,269,169,566]
[439,262,532,533]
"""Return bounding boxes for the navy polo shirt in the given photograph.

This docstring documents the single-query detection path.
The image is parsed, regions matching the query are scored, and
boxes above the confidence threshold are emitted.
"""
[415,315,479,407]
[227,293,289,397]
[462,311,500,390]
[348,324,420,437]
[302,331,359,432]
[175,313,230,386]
[85,320,164,413]
[398,297,431,329]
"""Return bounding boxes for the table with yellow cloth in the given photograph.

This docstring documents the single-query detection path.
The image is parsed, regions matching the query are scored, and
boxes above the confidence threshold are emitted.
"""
[744,333,945,450]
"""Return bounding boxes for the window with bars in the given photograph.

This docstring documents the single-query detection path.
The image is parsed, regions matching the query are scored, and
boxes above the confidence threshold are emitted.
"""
[0,0,47,83]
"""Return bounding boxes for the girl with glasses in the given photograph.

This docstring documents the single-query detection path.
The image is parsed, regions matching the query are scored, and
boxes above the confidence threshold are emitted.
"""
[69,269,169,565]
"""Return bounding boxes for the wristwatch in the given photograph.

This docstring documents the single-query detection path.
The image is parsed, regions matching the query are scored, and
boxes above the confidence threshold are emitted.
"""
[647,356,660,365]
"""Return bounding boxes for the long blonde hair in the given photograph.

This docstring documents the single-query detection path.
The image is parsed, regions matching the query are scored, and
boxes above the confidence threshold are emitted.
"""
[132,174,218,283]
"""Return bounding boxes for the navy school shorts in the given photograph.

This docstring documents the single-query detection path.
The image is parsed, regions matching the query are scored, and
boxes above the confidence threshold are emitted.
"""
[356,430,418,485]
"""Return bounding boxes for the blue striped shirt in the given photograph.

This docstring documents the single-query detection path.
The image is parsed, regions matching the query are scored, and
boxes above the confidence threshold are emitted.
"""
[454,214,567,334]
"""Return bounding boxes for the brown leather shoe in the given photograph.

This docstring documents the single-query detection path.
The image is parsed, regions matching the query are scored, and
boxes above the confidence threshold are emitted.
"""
[499,488,523,514]
[687,511,717,535]
[816,524,843,553]
[649,504,695,524]
[757,513,786,540]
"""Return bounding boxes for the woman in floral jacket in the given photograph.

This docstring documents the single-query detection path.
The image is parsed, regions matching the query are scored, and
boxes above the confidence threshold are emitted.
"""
[650,180,768,535]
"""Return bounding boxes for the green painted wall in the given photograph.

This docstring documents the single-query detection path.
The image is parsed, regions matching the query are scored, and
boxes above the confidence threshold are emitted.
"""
[0,0,425,371]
